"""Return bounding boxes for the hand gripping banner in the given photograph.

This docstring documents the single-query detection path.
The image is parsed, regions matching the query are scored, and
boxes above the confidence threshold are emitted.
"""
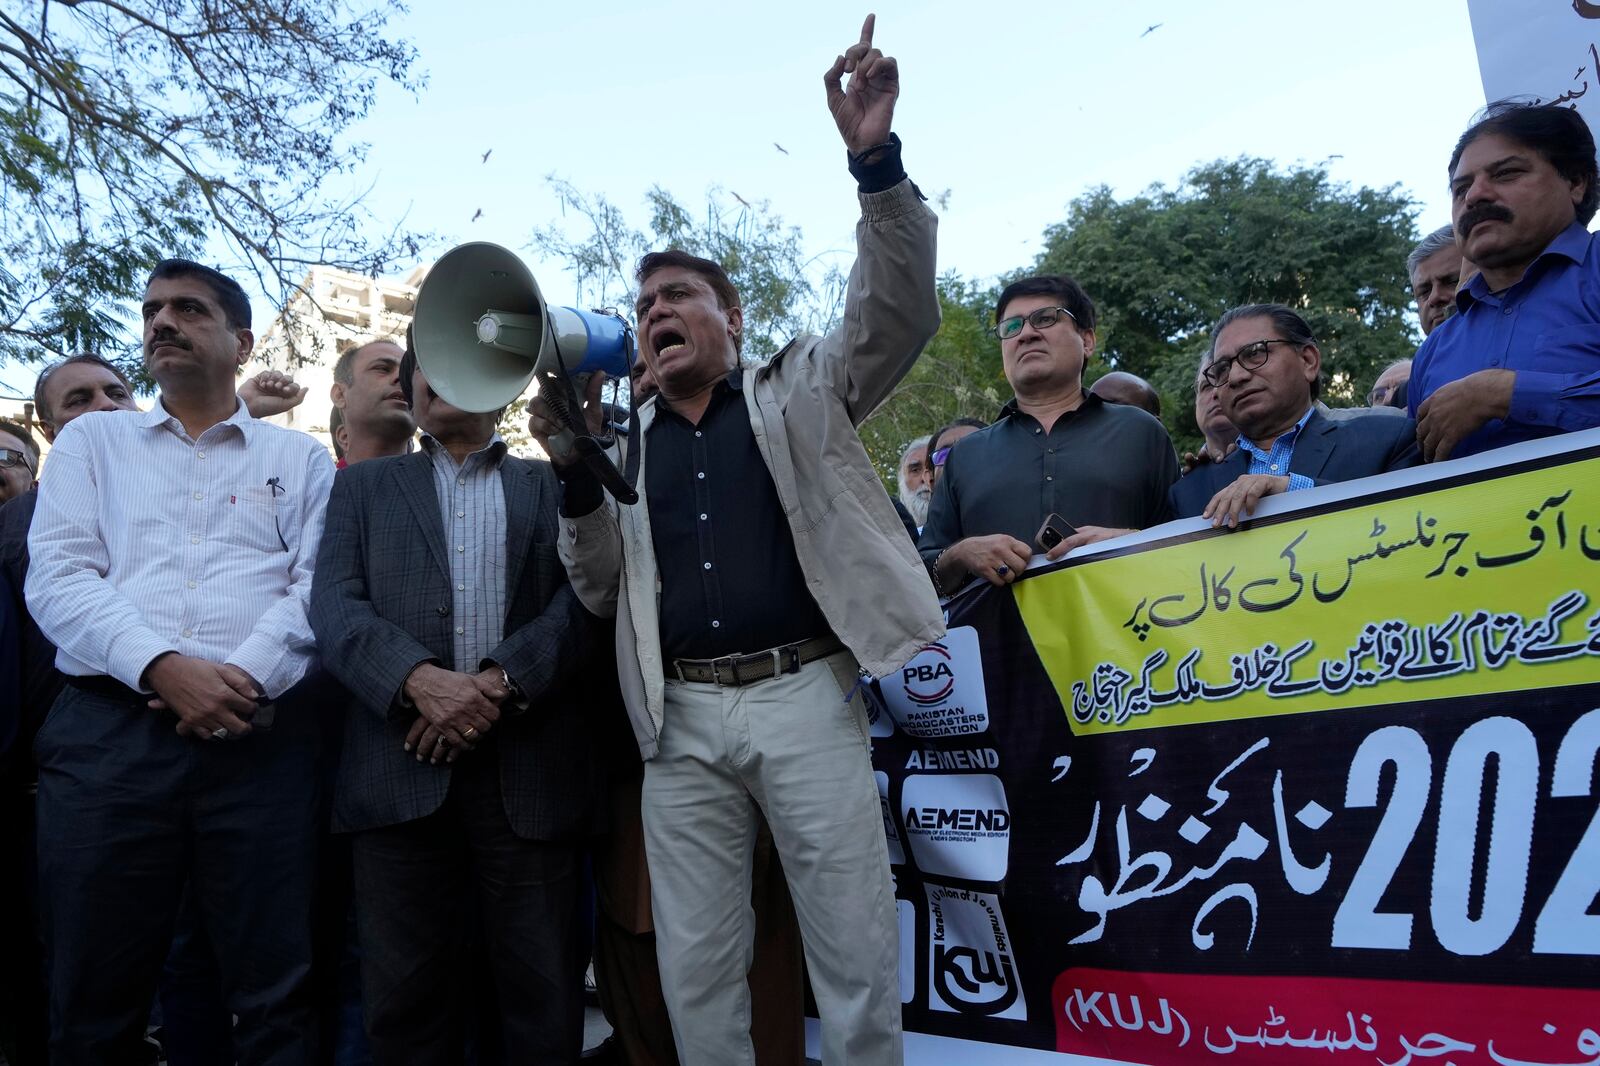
[866,429,1600,1065]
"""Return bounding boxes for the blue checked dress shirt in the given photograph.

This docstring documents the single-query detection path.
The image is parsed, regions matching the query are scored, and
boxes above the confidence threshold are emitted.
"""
[1237,405,1316,492]
[419,433,508,671]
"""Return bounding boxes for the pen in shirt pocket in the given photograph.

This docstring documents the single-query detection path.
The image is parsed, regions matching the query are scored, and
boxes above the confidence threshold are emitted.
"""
[267,476,289,552]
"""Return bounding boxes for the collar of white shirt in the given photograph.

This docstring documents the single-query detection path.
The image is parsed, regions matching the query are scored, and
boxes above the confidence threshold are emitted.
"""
[138,394,258,445]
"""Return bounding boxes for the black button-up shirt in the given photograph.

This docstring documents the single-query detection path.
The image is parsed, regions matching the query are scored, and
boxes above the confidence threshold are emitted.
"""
[647,375,831,660]
[917,394,1179,565]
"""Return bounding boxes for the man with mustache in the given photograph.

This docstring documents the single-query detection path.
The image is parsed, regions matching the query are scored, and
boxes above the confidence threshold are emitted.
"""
[1409,101,1600,461]
[534,16,941,1065]
[25,258,334,1064]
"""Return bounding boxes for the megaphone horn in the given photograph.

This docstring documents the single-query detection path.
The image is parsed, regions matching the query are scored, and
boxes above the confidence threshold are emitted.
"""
[412,242,639,504]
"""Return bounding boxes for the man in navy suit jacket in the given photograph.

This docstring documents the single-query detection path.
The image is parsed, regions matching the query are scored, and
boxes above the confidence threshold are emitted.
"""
[1172,304,1421,526]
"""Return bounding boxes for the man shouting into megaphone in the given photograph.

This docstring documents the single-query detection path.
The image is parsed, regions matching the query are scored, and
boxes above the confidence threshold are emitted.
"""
[530,15,942,1065]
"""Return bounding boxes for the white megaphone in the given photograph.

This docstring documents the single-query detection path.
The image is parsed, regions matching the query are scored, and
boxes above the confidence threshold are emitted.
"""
[412,241,638,504]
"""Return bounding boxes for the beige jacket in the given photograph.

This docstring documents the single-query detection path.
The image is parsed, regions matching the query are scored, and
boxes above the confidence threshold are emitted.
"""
[559,178,946,760]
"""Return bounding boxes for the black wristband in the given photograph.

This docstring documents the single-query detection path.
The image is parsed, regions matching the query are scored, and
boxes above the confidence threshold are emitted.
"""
[556,461,604,518]
[848,132,911,194]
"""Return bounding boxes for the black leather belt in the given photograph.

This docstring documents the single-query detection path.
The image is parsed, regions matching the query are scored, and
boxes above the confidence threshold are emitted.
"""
[67,674,147,704]
[671,636,845,687]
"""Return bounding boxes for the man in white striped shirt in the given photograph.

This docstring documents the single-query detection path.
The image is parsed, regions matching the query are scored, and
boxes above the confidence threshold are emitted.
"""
[25,258,333,1066]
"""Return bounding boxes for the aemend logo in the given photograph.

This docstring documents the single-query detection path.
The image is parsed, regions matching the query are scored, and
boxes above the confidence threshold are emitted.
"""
[901,774,1011,880]
[903,807,1011,832]
[902,643,954,706]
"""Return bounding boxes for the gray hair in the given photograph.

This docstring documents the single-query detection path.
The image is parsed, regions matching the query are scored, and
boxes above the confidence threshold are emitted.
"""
[900,435,931,463]
[1208,303,1321,400]
[1406,224,1458,278]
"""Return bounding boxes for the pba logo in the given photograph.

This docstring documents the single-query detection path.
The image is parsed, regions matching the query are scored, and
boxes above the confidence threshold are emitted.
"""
[925,885,1026,1020]
[881,626,989,738]
[903,643,955,705]
[901,774,1010,881]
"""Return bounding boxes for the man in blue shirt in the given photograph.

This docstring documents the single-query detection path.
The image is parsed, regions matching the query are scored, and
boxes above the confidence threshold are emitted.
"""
[1172,304,1420,526]
[1410,101,1600,461]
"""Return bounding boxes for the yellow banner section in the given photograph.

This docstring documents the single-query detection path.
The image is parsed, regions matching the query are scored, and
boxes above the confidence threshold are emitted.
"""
[1013,455,1600,735]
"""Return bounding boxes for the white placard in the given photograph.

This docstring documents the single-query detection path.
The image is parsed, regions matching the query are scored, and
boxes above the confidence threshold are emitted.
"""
[1469,0,1600,134]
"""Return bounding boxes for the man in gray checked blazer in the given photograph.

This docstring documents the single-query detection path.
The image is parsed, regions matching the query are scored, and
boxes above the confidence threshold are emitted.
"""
[309,361,602,1065]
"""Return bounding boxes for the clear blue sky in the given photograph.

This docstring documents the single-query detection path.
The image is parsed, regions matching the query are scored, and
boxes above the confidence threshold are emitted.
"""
[2,0,1486,396]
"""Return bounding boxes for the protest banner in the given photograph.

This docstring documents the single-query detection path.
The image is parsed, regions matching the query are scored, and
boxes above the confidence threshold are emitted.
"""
[852,428,1600,1066]
[1470,0,1600,133]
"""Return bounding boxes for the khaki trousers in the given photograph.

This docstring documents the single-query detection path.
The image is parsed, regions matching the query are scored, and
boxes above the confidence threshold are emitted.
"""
[593,774,806,1066]
[643,653,902,1066]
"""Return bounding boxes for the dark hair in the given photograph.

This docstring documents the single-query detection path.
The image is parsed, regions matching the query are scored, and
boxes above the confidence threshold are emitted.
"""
[33,354,134,427]
[927,417,988,464]
[146,258,252,330]
[1089,370,1162,418]
[0,417,40,470]
[635,250,742,353]
[333,338,402,387]
[1449,100,1600,226]
[994,274,1097,332]
[1209,303,1321,400]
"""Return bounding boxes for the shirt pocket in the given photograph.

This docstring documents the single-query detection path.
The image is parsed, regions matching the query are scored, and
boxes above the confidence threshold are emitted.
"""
[1532,324,1600,371]
[229,484,289,554]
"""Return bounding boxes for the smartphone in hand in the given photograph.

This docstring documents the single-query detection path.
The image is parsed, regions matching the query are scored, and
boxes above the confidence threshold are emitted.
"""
[1036,513,1078,553]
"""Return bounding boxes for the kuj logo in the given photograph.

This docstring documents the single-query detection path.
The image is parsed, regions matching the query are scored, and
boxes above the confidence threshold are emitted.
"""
[902,643,954,705]
[880,626,989,738]
[925,885,1026,1020]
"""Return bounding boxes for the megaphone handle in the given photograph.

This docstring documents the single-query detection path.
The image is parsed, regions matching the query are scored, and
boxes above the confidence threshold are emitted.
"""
[545,427,578,460]
[573,436,640,505]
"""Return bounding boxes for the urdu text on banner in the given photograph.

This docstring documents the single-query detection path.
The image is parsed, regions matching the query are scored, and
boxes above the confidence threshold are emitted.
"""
[864,427,1600,1065]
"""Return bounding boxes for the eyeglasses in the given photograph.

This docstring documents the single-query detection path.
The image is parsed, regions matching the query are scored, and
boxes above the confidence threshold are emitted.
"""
[1201,338,1301,388]
[0,448,34,472]
[1367,383,1396,407]
[991,306,1077,341]
[931,445,952,468]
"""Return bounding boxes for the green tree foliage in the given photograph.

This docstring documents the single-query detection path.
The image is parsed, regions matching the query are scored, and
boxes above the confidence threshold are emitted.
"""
[0,0,421,368]
[531,158,1423,473]
[530,179,844,361]
[1035,158,1421,450]
[857,273,1003,484]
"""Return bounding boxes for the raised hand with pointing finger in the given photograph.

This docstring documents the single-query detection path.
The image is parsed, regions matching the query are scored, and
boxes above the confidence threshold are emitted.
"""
[824,14,898,155]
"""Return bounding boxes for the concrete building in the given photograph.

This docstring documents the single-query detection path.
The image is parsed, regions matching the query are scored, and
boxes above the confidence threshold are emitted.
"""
[252,263,428,450]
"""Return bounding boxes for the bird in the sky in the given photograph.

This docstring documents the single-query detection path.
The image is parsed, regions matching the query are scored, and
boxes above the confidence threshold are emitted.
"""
[1141,22,1163,37]
[731,191,751,208]
[774,142,789,155]
[471,208,483,222]
[481,149,493,164]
